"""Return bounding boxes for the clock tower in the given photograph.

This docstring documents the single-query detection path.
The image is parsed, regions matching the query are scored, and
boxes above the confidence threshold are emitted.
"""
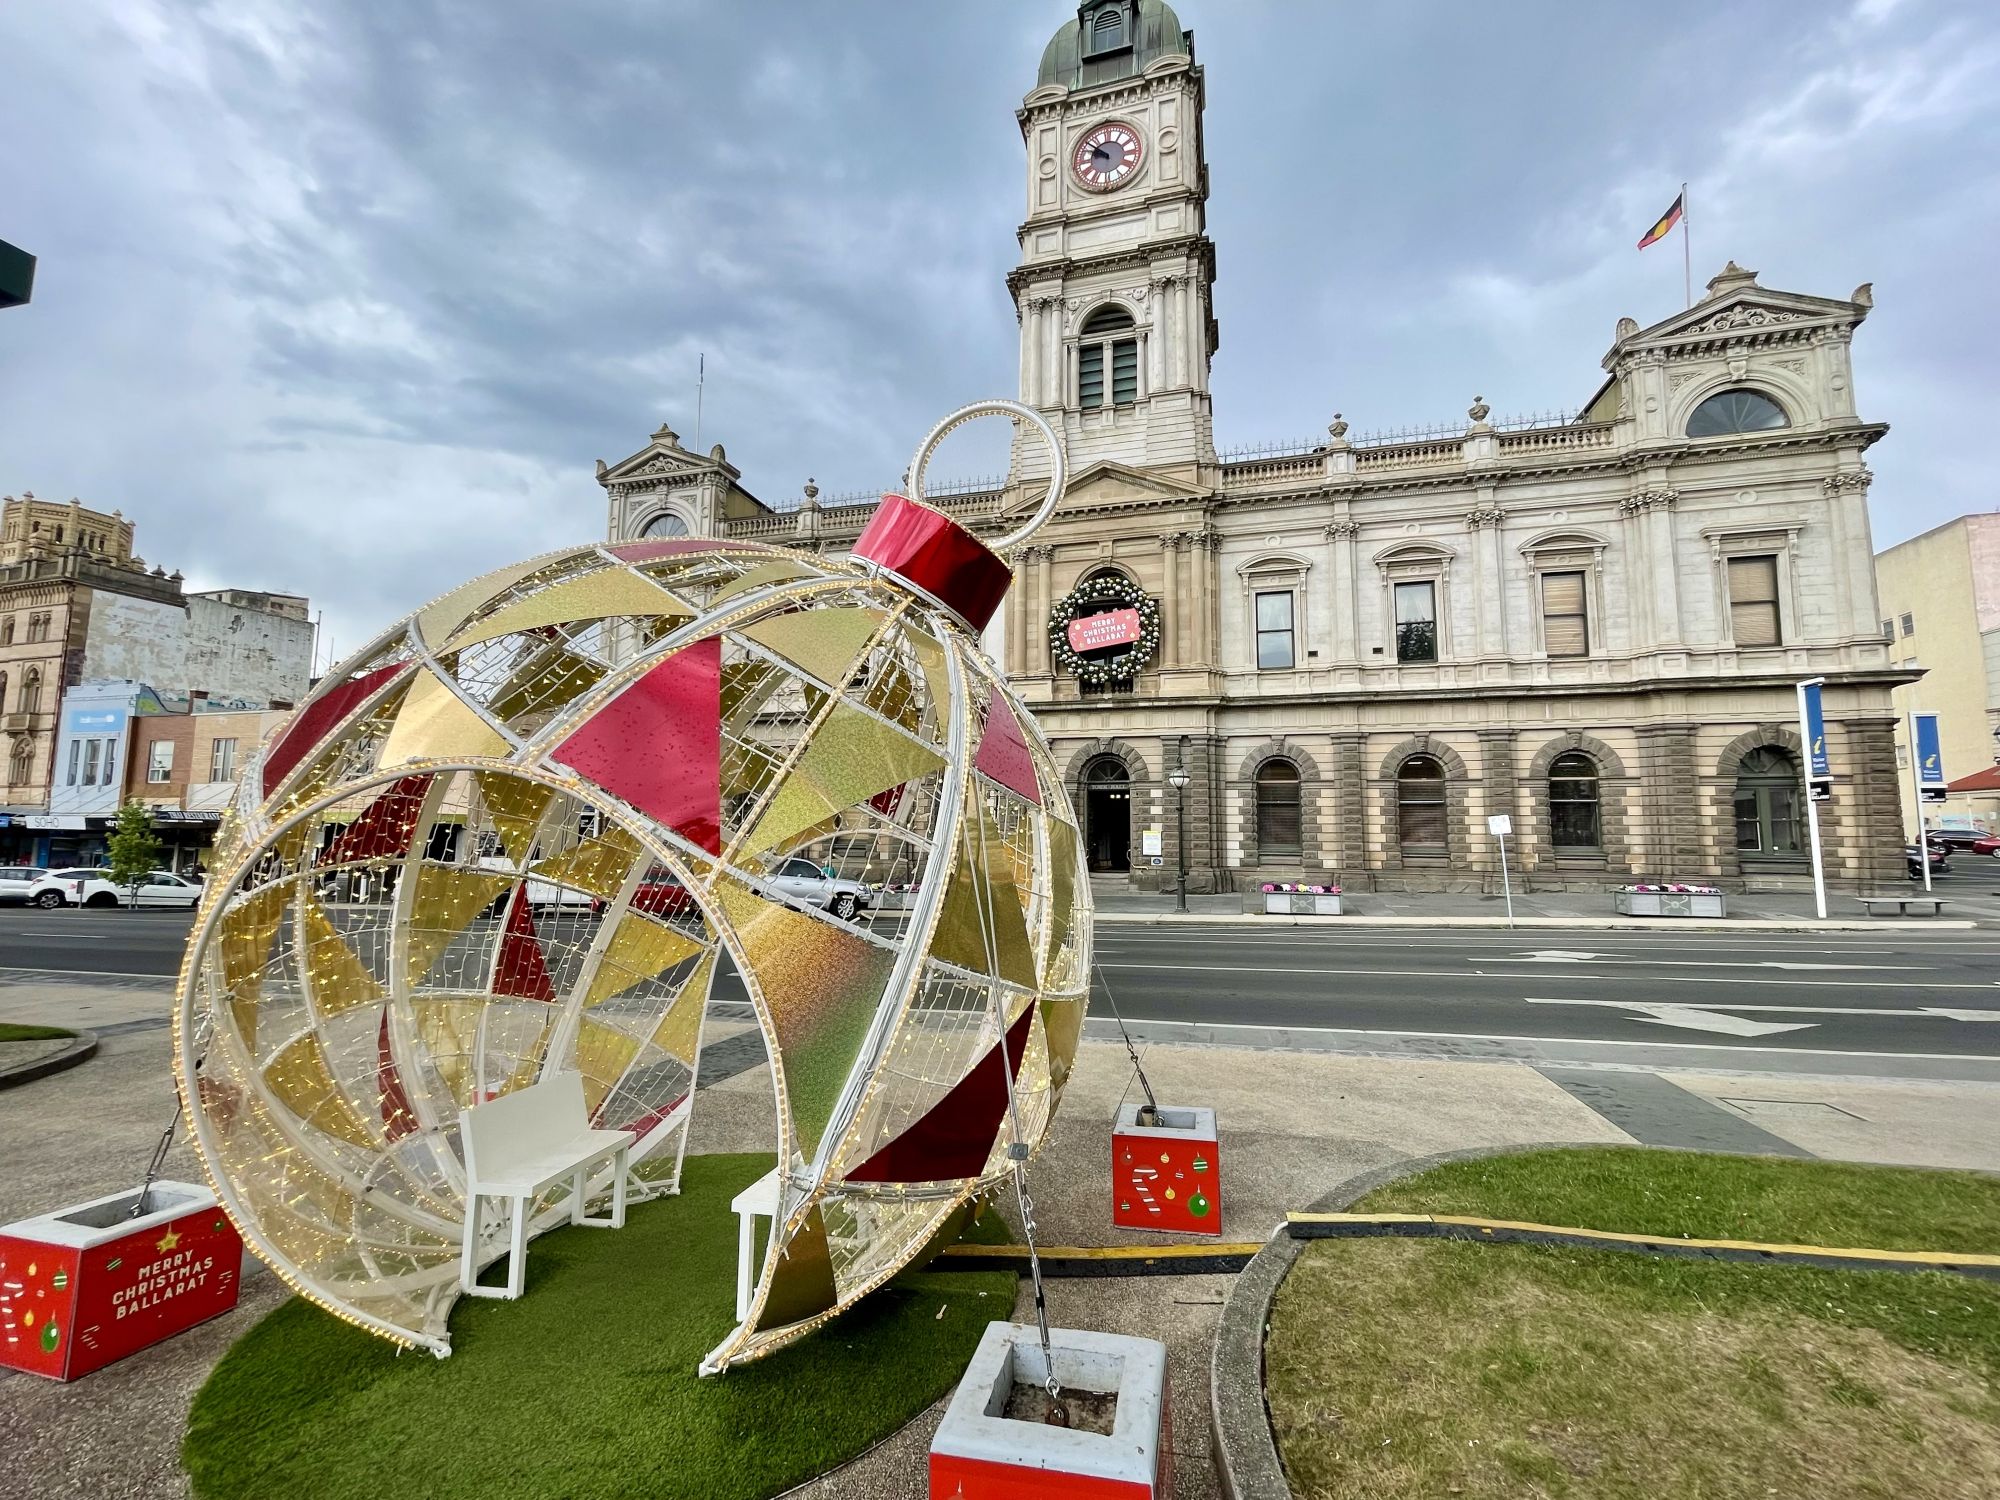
[1010,2,1217,484]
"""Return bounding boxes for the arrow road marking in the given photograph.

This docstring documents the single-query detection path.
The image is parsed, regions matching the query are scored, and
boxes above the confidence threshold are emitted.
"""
[1627,1005,1815,1036]
[1527,997,2000,1029]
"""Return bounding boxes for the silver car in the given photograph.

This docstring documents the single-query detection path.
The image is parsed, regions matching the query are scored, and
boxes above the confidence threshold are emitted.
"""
[0,866,49,905]
[767,856,871,922]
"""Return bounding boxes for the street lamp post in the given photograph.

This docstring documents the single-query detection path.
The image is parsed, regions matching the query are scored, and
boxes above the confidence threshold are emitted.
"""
[1167,739,1191,915]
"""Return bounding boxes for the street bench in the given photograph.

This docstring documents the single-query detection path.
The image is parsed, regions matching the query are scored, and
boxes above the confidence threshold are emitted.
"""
[459,1072,634,1300]
[1856,894,1951,918]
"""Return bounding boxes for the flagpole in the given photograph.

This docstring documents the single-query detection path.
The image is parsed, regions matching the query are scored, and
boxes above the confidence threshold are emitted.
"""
[695,352,705,449]
[1681,181,1692,308]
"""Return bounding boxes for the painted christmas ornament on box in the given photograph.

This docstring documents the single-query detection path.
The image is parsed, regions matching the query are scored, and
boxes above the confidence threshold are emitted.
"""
[173,401,1091,1372]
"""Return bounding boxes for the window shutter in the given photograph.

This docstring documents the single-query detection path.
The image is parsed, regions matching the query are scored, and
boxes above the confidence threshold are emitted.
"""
[1111,339,1139,404]
[1078,343,1105,409]
[1541,571,1588,657]
[1728,556,1781,647]
[1541,571,1584,613]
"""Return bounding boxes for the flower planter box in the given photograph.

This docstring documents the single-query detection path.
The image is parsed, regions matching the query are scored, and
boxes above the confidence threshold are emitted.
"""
[0,1181,243,1381]
[1257,892,1342,916]
[1614,889,1725,918]
[930,1321,1171,1499]
[1113,1102,1221,1237]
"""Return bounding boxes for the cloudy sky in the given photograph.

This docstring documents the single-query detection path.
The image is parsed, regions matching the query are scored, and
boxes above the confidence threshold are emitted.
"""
[4,0,1997,659]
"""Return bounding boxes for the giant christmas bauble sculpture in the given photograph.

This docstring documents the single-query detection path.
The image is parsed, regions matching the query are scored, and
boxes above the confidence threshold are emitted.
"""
[173,401,1090,1371]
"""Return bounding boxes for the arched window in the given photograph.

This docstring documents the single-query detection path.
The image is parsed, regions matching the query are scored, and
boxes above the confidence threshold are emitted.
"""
[639,511,690,539]
[1548,752,1601,849]
[1255,759,1302,859]
[1397,755,1448,852]
[1687,389,1787,438]
[20,669,40,715]
[7,739,29,785]
[0,616,13,646]
[1733,746,1802,857]
[1075,568,1140,697]
[1078,305,1138,411]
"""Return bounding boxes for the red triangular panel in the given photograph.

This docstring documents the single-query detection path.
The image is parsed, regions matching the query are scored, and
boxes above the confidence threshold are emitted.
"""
[323,775,435,865]
[844,1003,1036,1184]
[972,696,1042,806]
[551,637,722,854]
[377,1010,417,1143]
[262,662,413,796]
[492,884,556,1001]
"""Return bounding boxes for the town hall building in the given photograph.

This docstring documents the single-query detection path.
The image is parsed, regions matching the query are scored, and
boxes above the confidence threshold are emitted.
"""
[598,1,1911,894]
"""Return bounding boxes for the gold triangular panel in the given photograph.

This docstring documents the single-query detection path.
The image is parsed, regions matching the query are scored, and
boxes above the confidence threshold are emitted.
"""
[299,895,385,1018]
[711,558,820,604]
[378,670,510,767]
[574,1018,642,1117]
[217,881,293,1048]
[739,607,886,688]
[650,951,715,1064]
[264,1033,377,1150]
[473,773,556,864]
[402,865,516,988]
[414,551,590,648]
[409,998,489,1109]
[711,876,896,1159]
[754,1202,840,1331]
[584,914,704,1008]
[486,647,607,727]
[929,801,1038,990]
[1039,994,1085,1099]
[740,703,945,859]
[444,569,693,653]
[1043,816,1082,987]
[528,824,643,901]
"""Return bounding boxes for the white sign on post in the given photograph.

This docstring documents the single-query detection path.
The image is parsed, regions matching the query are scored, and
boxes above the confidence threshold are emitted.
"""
[1488,814,1515,925]
[1487,814,1512,836]
[1140,827,1163,857]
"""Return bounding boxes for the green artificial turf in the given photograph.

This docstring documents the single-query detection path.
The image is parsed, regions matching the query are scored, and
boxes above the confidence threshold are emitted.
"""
[1353,1144,2000,1254]
[0,1022,74,1042]
[184,1153,1017,1500]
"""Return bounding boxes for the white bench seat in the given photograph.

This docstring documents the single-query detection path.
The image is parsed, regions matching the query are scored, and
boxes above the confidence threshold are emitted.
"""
[1857,895,1950,917]
[459,1073,635,1301]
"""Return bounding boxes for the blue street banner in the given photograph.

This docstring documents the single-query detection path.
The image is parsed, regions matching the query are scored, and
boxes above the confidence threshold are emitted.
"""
[1913,712,1945,788]
[1802,682,1830,778]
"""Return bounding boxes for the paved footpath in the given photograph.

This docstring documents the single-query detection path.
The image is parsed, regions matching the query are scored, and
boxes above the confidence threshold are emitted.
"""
[4,978,1997,1499]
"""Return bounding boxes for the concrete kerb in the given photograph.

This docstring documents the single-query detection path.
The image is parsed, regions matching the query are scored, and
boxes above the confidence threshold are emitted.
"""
[1100,913,1975,932]
[1208,1139,1628,1500]
[0,1029,98,1091]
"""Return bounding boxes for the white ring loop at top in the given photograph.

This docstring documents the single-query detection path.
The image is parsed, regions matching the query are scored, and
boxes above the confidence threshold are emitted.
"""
[906,398,1067,555]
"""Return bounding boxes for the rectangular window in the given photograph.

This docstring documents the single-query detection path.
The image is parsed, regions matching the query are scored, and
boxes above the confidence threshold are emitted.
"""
[82,738,100,786]
[1255,591,1295,669]
[1881,618,1894,640]
[210,737,238,783]
[1110,339,1138,405]
[1078,343,1105,409]
[1540,571,1589,658]
[1394,581,1438,663]
[67,740,81,786]
[1900,612,1915,637]
[148,740,174,783]
[1726,555,1781,647]
[101,739,118,787]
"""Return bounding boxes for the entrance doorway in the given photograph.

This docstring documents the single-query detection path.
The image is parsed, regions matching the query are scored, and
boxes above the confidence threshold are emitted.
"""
[1083,756,1131,872]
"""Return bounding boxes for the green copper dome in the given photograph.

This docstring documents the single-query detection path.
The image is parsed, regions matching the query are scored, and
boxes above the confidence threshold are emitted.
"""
[1037,1,1189,90]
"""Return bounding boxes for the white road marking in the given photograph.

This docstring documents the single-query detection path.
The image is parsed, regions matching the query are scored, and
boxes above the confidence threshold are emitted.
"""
[0,964,173,981]
[1525,997,2000,1021]
[1092,962,1997,991]
[1501,950,1910,971]
[1627,1006,1816,1036]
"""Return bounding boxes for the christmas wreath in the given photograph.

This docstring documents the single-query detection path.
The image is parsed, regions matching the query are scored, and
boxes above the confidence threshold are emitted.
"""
[1047,575,1161,684]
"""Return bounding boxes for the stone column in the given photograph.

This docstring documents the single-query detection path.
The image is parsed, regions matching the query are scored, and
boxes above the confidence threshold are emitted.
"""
[1824,714,1905,890]
[1035,548,1055,677]
[1633,724,1702,876]
[1191,528,1217,667]
[1328,731,1368,884]
[1477,729,1519,887]
[1325,520,1358,662]
[1160,533,1182,667]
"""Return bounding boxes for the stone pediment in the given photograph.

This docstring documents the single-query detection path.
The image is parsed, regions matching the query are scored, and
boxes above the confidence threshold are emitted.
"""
[1056,460,1207,510]
[1607,263,1870,365]
[599,421,741,488]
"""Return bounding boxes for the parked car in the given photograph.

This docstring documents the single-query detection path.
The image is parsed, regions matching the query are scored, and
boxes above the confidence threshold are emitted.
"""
[473,857,599,912]
[766,855,872,922]
[630,866,695,919]
[1906,843,1951,881]
[1922,828,1992,853]
[27,868,203,908]
[0,866,49,905]
[1971,835,2000,859]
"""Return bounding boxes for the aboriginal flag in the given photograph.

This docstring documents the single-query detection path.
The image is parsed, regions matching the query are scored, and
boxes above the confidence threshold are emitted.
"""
[1637,192,1684,249]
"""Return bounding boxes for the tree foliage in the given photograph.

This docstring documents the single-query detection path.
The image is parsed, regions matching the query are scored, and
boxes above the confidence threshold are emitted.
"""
[107,799,163,895]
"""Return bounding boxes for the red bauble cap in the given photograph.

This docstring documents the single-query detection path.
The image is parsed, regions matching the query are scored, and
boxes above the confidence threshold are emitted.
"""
[851,493,1012,633]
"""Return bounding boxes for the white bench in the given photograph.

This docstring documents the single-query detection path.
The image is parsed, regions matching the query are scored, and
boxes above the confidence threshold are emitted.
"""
[730,1167,782,1322]
[1857,894,1951,918]
[459,1072,635,1300]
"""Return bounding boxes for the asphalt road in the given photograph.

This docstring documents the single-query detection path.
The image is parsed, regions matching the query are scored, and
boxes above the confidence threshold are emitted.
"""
[4,904,1993,1080]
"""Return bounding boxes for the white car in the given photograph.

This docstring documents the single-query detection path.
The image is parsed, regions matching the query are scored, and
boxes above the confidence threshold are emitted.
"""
[28,868,203,909]
[766,856,872,922]
[474,857,599,912]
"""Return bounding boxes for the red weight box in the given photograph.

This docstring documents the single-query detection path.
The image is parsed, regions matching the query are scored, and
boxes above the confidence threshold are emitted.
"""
[1112,1103,1220,1238]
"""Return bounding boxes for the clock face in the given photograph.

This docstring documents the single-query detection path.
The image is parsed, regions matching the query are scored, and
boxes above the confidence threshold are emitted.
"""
[1072,122,1143,192]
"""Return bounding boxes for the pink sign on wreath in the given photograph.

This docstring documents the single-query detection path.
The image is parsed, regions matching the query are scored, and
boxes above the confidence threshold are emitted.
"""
[1066,608,1142,653]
